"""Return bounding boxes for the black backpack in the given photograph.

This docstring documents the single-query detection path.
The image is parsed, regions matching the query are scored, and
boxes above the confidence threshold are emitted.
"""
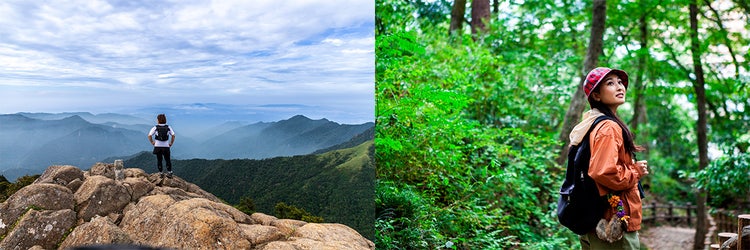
[154,125,170,141]
[557,116,611,235]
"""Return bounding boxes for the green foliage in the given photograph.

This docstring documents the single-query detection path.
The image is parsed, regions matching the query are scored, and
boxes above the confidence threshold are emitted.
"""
[0,175,40,203]
[274,202,324,223]
[376,0,418,35]
[375,10,572,248]
[693,148,750,208]
[234,196,256,215]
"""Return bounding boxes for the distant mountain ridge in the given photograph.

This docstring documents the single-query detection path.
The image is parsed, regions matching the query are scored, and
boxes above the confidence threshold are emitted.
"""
[18,112,151,125]
[0,113,373,180]
[194,115,374,159]
[0,114,147,178]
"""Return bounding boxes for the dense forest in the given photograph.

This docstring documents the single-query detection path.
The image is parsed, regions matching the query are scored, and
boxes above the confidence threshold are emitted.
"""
[124,140,375,240]
[375,0,749,249]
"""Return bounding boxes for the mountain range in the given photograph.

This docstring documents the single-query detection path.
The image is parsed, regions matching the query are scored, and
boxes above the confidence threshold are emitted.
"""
[0,112,373,180]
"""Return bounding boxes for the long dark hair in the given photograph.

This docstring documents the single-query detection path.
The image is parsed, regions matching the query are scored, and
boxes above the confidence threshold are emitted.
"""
[588,95,642,157]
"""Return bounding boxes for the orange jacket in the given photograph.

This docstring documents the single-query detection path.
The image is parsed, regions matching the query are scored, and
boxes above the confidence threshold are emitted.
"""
[588,120,646,232]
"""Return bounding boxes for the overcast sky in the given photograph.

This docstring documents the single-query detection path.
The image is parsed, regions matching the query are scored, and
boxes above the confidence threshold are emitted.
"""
[0,1,374,124]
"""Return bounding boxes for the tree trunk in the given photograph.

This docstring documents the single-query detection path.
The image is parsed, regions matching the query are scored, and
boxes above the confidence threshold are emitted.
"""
[556,0,607,164]
[493,0,499,13]
[689,1,709,249]
[449,0,467,35]
[471,0,491,35]
[630,11,649,146]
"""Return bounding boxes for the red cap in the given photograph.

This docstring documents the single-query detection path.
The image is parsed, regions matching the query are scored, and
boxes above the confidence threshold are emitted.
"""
[583,67,629,98]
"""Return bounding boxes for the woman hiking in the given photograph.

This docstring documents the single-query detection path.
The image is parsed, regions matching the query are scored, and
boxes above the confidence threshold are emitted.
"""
[148,114,176,178]
[570,67,650,249]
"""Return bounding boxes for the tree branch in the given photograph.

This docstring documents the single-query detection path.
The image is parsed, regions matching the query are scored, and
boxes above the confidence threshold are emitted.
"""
[703,0,741,79]
[654,35,691,78]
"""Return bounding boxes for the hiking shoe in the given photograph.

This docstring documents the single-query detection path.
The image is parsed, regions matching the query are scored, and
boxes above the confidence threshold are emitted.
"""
[167,171,173,178]
[160,172,165,178]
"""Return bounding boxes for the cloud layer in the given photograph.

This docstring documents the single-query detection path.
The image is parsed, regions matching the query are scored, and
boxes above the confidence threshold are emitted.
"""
[0,0,374,123]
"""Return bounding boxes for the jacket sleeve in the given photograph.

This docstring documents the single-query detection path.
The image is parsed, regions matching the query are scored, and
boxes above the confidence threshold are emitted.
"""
[588,121,641,194]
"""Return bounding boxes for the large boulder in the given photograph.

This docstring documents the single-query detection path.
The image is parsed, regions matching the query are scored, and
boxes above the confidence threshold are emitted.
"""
[292,223,376,249]
[59,215,132,248]
[0,183,75,236]
[120,195,176,242]
[122,197,252,249]
[145,176,222,203]
[123,168,149,178]
[122,177,155,202]
[271,219,308,236]
[33,165,84,187]
[74,175,131,222]
[0,209,76,250]
[89,162,117,179]
[252,213,279,226]
[240,224,285,245]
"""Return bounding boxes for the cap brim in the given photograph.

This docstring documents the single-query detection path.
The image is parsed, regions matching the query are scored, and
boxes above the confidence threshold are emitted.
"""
[608,69,629,89]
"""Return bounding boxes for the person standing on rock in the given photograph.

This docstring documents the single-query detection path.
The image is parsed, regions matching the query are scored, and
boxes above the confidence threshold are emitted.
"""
[572,67,650,249]
[148,114,176,178]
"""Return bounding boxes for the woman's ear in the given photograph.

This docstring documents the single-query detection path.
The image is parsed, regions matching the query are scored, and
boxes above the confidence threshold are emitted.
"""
[591,92,601,102]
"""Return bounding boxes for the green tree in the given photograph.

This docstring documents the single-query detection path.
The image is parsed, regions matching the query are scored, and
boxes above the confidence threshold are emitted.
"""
[0,175,39,203]
[234,196,256,215]
[274,202,324,223]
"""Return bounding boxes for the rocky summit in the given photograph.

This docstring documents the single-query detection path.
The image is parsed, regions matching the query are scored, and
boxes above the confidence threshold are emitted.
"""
[0,163,375,250]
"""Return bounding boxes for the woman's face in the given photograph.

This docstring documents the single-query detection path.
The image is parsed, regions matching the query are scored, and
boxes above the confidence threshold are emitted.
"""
[591,74,626,110]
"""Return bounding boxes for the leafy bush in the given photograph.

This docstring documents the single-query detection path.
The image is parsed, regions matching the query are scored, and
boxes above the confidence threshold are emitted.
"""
[274,202,324,223]
[693,149,750,208]
[234,196,256,215]
[375,29,575,248]
[0,175,39,203]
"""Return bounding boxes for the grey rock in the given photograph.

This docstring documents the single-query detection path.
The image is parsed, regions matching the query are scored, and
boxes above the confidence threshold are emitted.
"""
[74,175,131,222]
[0,209,76,250]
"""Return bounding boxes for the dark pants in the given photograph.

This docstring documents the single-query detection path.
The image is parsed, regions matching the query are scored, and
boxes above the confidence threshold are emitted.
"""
[152,147,171,172]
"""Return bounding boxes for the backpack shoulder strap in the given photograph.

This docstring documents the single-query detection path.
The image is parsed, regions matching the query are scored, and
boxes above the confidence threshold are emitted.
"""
[583,116,612,142]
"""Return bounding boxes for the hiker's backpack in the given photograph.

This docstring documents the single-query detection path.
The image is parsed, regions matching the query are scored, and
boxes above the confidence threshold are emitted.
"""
[557,116,611,235]
[154,125,170,141]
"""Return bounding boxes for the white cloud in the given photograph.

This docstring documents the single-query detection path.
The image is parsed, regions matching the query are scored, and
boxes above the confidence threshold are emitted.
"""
[0,0,374,123]
[323,38,345,46]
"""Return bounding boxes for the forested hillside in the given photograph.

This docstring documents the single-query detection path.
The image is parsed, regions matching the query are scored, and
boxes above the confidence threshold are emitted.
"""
[123,140,375,240]
[375,0,749,249]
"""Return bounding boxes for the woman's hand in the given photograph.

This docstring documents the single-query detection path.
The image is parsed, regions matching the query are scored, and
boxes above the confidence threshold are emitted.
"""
[635,160,649,175]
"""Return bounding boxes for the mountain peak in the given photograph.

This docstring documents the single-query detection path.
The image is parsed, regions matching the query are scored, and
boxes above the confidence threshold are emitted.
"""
[60,114,87,122]
[0,164,374,249]
[284,114,332,123]
[288,114,312,120]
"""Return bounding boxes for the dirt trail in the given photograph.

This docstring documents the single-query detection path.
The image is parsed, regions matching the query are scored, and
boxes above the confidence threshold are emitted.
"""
[640,226,695,250]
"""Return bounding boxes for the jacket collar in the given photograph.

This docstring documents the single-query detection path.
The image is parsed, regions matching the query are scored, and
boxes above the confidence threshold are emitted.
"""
[569,108,605,146]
